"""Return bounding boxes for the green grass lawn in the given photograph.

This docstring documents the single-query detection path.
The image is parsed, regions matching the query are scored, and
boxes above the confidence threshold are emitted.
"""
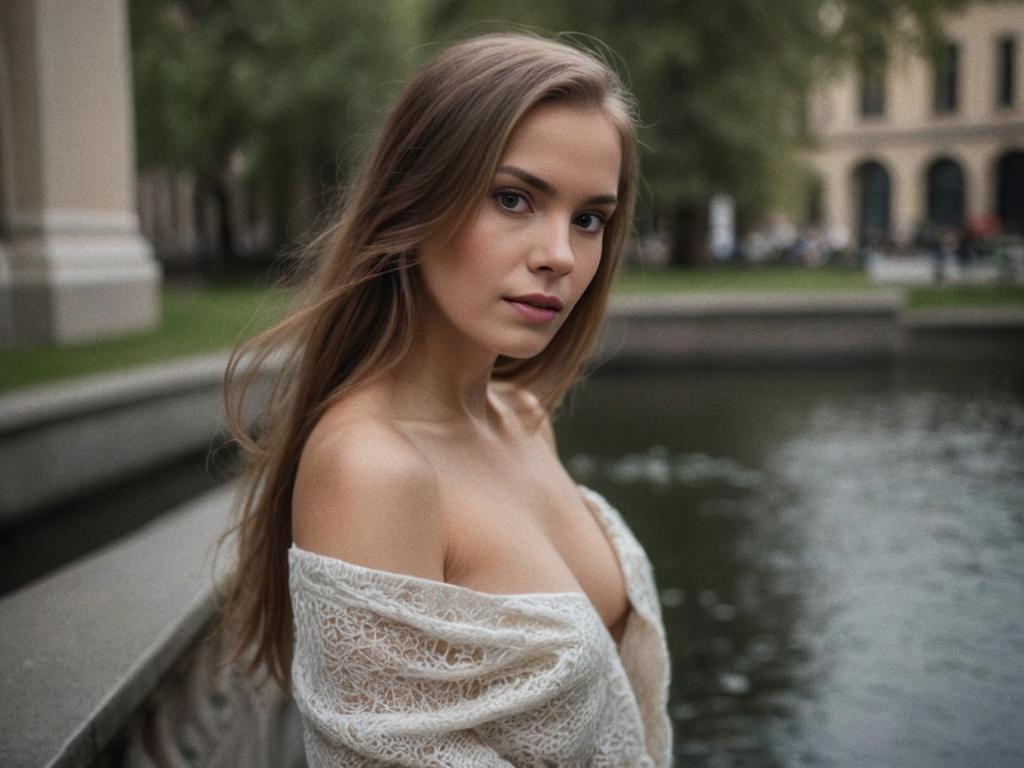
[902,284,1024,309]
[0,282,294,393]
[2,267,1022,394]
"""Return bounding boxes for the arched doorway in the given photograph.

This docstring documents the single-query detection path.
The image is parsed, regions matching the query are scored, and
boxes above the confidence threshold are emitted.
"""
[996,150,1024,235]
[855,160,890,246]
[926,158,965,229]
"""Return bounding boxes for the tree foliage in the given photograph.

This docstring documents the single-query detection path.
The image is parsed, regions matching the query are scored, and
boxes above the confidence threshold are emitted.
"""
[130,0,409,262]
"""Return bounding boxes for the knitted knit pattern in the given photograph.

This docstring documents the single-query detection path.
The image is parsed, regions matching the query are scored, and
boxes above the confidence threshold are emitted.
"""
[288,486,672,767]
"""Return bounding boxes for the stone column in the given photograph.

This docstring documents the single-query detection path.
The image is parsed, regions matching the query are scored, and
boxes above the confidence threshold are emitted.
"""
[836,171,856,249]
[960,144,991,220]
[0,0,160,345]
[888,148,922,247]
[823,153,854,244]
[0,243,11,346]
[0,12,15,345]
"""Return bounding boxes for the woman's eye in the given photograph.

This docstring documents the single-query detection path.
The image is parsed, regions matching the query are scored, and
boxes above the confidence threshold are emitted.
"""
[495,190,529,212]
[575,213,606,234]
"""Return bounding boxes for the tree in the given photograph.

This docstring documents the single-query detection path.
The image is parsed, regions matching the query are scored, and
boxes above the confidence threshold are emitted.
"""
[130,0,408,270]
[423,0,972,265]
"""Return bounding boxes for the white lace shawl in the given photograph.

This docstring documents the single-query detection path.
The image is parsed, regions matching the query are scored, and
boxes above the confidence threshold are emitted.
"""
[288,486,673,767]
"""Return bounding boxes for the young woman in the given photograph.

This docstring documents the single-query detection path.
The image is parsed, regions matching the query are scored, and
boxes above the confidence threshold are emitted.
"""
[221,33,672,767]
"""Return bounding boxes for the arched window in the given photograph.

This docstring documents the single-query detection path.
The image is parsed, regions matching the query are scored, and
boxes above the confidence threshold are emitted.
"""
[807,175,824,226]
[934,42,960,113]
[855,161,890,246]
[860,60,886,117]
[926,158,965,229]
[997,151,1024,235]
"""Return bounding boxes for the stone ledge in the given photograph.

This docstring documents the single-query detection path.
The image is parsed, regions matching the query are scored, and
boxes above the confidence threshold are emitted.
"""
[608,290,905,316]
[0,352,230,435]
[0,484,236,768]
[0,353,274,527]
[600,291,906,365]
[903,308,1024,363]
[905,307,1024,328]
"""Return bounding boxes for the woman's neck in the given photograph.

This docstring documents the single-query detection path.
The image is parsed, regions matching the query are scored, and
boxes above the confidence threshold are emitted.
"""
[388,355,494,426]
[385,311,499,428]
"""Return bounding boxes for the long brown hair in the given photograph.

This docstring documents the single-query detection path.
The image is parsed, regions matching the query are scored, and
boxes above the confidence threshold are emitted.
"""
[219,32,639,688]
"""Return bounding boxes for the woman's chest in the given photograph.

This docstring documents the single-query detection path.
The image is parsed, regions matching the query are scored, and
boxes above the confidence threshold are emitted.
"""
[438,460,632,643]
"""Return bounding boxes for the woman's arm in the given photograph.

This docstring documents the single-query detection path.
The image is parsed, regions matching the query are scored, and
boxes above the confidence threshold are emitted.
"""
[290,419,519,766]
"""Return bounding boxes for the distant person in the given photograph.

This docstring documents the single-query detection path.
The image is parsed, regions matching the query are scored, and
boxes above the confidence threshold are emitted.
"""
[220,33,672,766]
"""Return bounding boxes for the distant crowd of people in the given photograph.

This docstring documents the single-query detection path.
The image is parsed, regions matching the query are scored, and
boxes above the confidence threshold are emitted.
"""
[628,212,1022,272]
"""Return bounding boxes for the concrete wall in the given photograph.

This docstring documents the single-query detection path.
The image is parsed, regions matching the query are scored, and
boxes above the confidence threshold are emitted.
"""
[599,293,906,366]
[0,354,241,528]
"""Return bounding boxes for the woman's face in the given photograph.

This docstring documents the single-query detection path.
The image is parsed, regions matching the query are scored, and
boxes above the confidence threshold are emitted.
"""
[417,103,622,362]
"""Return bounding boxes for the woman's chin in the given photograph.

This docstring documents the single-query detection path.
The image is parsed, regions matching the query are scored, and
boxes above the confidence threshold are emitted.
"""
[496,336,556,361]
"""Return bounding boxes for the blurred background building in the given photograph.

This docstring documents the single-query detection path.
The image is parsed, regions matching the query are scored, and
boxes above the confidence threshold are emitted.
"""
[805,1,1024,251]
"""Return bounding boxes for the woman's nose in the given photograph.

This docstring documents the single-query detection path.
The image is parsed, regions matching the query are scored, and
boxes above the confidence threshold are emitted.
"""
[529,219,575,275]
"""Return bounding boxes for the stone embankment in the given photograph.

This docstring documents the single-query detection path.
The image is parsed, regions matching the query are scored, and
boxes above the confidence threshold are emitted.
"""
[599,291,1024,366]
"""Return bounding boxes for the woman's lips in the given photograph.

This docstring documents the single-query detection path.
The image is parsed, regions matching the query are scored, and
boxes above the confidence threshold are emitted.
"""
[504,298,560,323]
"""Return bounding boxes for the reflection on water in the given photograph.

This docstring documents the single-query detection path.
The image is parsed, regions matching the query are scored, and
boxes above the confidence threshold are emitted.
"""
[556,365,1024,767]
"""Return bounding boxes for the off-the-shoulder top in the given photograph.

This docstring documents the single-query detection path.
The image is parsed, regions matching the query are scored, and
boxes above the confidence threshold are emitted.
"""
[288,485,673,767]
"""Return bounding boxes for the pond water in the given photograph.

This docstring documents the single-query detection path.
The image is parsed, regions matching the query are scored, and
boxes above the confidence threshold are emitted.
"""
[556,364,1024,768]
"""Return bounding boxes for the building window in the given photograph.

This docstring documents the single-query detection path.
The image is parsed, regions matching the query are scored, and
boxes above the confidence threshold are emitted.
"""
[997,151,1024,234]
[855,160,891,246]
[997,36,1016,108]
[860,60,886,117]
[926,158,965,229]
[934,43,959,113]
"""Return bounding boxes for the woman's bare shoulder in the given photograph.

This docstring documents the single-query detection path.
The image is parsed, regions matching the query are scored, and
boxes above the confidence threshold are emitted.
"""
[292,396,445,582]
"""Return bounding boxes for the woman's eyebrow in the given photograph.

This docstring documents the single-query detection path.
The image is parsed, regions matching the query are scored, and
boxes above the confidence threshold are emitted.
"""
[496,165,617,206]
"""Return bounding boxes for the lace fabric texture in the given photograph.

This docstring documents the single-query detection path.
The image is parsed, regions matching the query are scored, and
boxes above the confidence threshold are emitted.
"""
[288,486,673,767]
